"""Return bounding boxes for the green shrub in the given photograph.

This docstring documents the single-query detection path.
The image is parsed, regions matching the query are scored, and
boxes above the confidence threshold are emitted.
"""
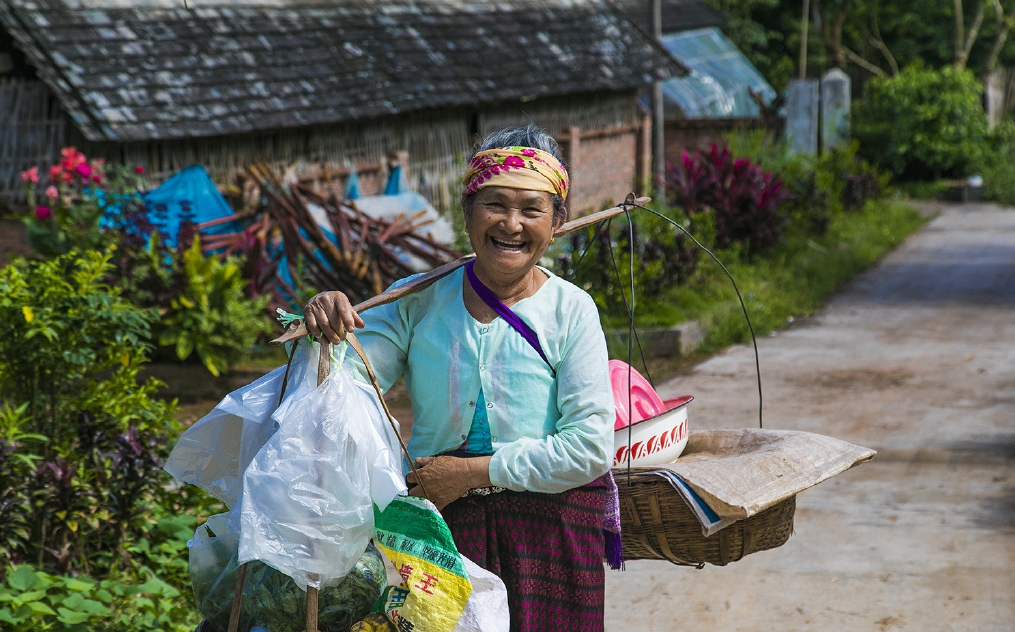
[153,237,273,376]
[0,251,173,575]
[853,65,988,180]
[556,203,701,320]
[972,119,1015,206]
[0,564,197,631]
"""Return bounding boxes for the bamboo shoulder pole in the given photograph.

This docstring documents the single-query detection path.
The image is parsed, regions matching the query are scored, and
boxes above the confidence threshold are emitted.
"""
[271,194,650,346]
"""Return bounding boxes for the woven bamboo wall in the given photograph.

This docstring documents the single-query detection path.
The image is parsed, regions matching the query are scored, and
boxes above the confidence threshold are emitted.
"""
[0,78,66,207]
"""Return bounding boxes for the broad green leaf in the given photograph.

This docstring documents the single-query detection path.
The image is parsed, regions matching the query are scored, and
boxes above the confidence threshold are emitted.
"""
[27,600,56,615]
[56,607,91,624]
[14,589,47,603]
[60,593,109,615]
[0,605,30,624]
[63,578,95,593]
[7,566,42,592]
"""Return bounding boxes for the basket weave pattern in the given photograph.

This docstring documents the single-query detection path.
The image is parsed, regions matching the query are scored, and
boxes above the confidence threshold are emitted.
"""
[616,473,796,566]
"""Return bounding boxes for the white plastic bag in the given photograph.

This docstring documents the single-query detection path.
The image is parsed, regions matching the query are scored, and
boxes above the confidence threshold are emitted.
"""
[164,343,315,507]
[236,340,407,590]
[167,339,408,590]
[455,557,510,632]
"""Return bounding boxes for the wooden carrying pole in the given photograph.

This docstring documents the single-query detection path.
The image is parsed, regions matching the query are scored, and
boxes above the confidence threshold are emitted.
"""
[272,194,650,346]
[304,339,331,632]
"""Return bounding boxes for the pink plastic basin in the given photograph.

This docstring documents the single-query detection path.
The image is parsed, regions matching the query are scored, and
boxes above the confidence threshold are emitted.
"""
[609,360,693,467]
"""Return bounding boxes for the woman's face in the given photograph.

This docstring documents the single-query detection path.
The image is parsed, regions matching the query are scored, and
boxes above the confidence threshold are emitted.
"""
[466,186,561,281]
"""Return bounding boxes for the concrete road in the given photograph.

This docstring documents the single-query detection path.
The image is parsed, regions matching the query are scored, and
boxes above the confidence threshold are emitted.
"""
[605,203,1015,632]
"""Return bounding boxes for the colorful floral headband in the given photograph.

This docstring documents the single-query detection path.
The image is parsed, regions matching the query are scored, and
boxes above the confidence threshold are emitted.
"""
[462,146,569,201]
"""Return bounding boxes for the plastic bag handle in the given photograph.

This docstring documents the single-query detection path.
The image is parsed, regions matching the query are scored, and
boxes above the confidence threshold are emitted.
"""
[225,334,428,632]
[344,331,429,499]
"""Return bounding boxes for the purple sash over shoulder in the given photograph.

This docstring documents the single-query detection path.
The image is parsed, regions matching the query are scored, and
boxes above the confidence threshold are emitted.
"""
[465,260,553,372]
[464,260,624,569]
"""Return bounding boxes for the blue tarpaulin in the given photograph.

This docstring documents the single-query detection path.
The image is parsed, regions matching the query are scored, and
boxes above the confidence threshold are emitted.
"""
[142,165,240,246]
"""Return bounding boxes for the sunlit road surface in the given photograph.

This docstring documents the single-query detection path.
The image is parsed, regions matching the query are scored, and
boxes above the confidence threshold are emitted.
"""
[605,202,1015,632]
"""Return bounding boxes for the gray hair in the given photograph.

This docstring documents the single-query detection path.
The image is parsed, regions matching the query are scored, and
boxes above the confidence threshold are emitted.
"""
[461,124,569,225]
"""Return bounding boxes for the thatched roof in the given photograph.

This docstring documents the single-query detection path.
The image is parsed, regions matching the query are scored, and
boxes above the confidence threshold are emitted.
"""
[0,0,686,142]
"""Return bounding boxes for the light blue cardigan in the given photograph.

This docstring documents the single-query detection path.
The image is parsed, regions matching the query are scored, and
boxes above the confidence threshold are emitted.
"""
[351,266,614,493]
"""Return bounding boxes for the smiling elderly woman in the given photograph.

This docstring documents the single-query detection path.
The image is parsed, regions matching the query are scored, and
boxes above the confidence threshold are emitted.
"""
[303,125,619,632]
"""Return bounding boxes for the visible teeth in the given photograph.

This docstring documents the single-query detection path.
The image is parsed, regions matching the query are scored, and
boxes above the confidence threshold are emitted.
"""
[491,237,525,250]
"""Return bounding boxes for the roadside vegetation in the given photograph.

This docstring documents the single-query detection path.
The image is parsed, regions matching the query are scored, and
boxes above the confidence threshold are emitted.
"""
[557,132,926,366]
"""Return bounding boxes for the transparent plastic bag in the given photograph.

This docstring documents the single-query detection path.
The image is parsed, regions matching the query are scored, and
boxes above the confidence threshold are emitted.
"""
[189,512,387,632]
[236,340,407,589]
[164,343,316,507]
[169,338,407,591]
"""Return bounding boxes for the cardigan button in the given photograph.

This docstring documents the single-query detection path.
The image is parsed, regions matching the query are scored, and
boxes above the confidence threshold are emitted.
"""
[486,402,494,409]
[468,401,475,406]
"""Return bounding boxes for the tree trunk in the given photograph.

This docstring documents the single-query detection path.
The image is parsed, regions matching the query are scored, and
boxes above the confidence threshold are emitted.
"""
[956,1,985,69]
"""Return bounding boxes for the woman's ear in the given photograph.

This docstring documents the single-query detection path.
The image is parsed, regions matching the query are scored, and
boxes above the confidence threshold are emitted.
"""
[553,215,565,235]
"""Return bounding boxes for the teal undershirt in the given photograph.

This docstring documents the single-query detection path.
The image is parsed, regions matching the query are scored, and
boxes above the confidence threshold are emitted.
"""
[463,390,494,455]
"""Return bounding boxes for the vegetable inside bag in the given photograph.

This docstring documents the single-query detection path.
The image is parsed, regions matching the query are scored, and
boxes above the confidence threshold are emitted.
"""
[168,337,509,630]
[168,339,407,589]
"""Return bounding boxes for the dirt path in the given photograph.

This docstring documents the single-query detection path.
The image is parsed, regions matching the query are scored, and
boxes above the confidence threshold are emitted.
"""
[605,202,1015,631]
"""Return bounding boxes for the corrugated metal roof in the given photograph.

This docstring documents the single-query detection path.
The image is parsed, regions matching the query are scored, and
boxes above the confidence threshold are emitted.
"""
[0,0,685,141]
[660,27,775,118]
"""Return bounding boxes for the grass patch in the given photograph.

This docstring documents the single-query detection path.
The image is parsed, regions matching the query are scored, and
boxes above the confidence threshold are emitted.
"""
[602,199,927,361]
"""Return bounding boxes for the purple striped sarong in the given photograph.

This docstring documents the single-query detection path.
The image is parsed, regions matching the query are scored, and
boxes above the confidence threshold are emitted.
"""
[442,475,609,632]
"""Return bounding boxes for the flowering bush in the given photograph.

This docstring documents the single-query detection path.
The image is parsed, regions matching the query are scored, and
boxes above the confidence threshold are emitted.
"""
[19,147,148,257]
[18,150,273,376]
[667,144,791,255]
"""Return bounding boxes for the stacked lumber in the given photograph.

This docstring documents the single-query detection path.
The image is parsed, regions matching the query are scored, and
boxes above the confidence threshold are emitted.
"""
[199,163,461,310]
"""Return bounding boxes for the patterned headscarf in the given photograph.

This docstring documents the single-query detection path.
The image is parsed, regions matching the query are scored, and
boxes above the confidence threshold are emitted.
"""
[462,146,570,201]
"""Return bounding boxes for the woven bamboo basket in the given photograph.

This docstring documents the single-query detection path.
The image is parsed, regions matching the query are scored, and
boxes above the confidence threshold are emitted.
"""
[616,471,796,567]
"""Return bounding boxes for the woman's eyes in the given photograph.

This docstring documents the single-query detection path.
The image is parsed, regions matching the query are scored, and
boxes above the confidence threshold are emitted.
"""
[482,203,546,215]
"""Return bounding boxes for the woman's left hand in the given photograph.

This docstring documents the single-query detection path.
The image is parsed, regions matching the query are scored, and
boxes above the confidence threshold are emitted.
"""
[407,455,493,511]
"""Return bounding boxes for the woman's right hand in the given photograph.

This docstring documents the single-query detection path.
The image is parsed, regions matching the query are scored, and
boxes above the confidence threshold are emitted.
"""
[303,291,366,344]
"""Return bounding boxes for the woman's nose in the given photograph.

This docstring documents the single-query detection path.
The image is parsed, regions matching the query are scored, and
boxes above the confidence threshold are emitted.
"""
[499,209,523,232]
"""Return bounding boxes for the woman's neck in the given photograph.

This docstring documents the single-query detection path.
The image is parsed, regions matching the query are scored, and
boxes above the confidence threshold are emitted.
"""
[472,264,538,306]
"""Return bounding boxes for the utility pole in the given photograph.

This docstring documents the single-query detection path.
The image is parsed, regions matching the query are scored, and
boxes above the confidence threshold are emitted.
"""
[652,0,666,203]
[799,0,810,79]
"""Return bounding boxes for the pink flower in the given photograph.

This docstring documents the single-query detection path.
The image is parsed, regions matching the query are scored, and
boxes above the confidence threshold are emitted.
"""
[45,185,58,199]
[92,175,102,183]
[135,165,144,174]
[503,156,525,168]
[75,163,92,178]
[49,165,62,182]
[520,148,536,157]
[20,166,39,183]
[60,147,86,171]
[35,206,51,220]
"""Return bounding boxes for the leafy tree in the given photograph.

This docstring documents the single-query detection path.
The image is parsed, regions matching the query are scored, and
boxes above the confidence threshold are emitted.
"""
[852,65,989,178]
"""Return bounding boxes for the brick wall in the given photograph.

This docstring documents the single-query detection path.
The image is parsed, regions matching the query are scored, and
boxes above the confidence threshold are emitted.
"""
[0,219,31,267]
[558,124,649,216]
[664,117,783,167]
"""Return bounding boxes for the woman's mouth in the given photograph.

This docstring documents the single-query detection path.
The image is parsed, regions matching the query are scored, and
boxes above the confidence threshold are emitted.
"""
[490,237,527,252]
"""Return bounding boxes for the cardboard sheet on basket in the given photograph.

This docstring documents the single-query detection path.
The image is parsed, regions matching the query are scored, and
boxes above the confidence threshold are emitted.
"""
[623,428,875,532]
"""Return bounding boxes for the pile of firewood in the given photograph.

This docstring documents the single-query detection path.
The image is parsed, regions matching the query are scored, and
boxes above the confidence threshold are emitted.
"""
[198,163,461,310]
